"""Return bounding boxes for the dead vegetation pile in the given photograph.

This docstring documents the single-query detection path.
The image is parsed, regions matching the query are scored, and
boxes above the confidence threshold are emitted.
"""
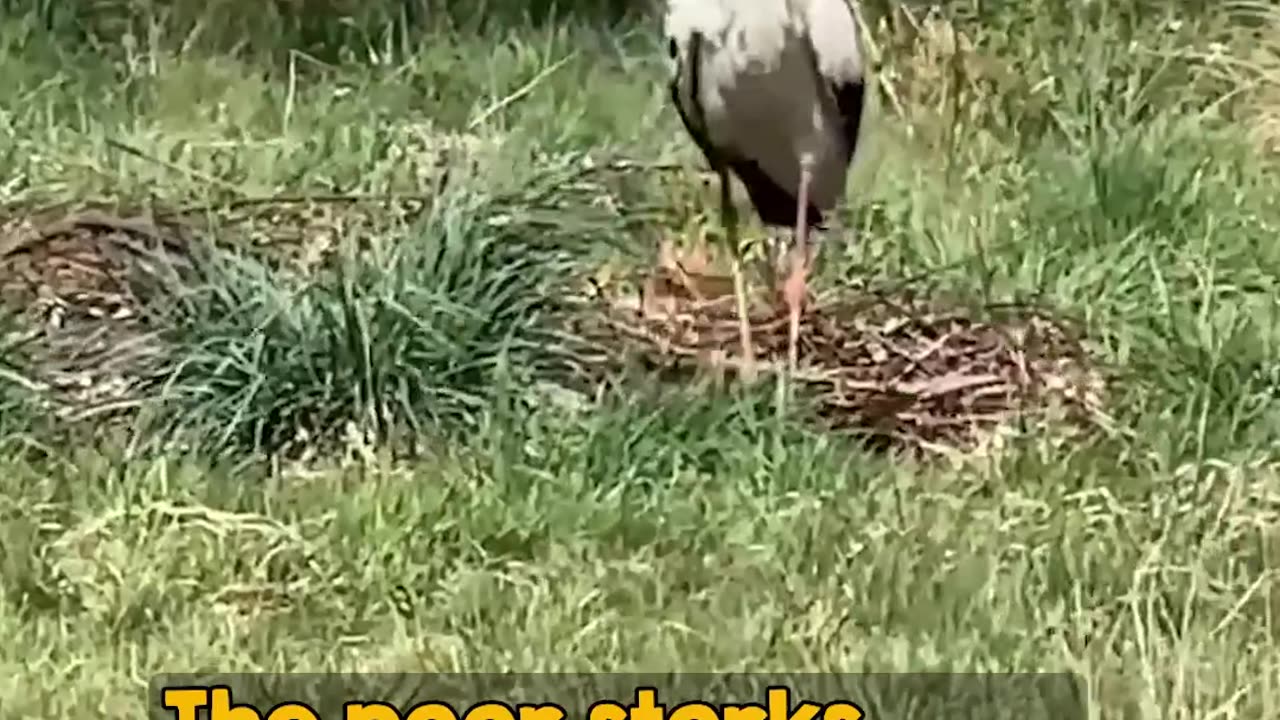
[0,207,198,418]
[0,199,1106,452]
[0,199,411,422]
[566,239,1106,451]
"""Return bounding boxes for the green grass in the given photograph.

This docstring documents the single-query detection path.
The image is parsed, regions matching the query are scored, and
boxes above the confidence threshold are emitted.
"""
[3,1,1280,717]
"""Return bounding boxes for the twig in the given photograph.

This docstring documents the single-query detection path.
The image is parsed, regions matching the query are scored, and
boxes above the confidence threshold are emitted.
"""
[172,157,673,219]
[467,53,577,131]
[34,209,173,245]
[176,192,433,217]
[104,138,245,196]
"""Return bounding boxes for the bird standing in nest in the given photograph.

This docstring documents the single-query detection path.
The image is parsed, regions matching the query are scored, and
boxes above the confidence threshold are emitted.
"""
[663,0,868,389]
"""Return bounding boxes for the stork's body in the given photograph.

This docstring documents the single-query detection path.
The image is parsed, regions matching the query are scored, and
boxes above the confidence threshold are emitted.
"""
[664,0,866,384]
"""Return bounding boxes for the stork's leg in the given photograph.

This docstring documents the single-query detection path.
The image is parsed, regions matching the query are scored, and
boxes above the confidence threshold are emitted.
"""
[783,158,814,363]
[721,168,756,383]
[781,157,815,391]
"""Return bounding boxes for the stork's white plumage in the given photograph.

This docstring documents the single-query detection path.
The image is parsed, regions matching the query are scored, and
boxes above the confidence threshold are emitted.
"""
[664,0,867,386]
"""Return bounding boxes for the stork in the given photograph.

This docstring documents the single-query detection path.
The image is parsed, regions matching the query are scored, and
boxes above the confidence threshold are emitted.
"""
[664,0,867,386]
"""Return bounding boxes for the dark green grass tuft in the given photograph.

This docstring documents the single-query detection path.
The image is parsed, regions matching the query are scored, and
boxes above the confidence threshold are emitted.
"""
[143,157,646,455]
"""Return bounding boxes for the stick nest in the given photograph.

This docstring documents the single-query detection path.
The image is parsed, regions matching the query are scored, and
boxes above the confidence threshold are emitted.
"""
[0,199,402,422]
[565,239,1108,452]
[0,206,201,419]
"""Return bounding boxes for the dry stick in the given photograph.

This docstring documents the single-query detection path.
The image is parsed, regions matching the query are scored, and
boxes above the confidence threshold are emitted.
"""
[104,138,245,196]
[33,209,174,244]
[887,330,955,385]
[466,53,577,131]
[173,159,681,218]
[178,192,427,217]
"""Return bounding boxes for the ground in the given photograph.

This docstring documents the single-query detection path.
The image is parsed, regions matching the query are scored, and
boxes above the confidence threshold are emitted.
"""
[2,2,1280,718]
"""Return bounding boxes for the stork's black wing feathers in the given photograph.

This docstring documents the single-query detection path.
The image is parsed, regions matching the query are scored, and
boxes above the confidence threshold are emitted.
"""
[668,32,722,173]
[668,32,824,230]
[797,31,866,168]
[830,80,865,166]
[669,79,721,174]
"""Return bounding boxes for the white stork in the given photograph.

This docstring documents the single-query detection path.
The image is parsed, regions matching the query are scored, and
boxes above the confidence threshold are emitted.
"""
[664,0,867,383]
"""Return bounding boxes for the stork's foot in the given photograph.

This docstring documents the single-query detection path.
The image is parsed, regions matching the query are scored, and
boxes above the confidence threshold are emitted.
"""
[780,266,810,318]
[779,251,811,377]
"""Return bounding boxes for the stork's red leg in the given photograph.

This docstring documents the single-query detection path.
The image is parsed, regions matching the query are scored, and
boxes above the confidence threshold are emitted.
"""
[782,159,815,385]
[721,169,756,383]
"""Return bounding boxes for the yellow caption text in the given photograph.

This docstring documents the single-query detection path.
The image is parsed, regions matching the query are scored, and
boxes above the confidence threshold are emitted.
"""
[160,686,866,720]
